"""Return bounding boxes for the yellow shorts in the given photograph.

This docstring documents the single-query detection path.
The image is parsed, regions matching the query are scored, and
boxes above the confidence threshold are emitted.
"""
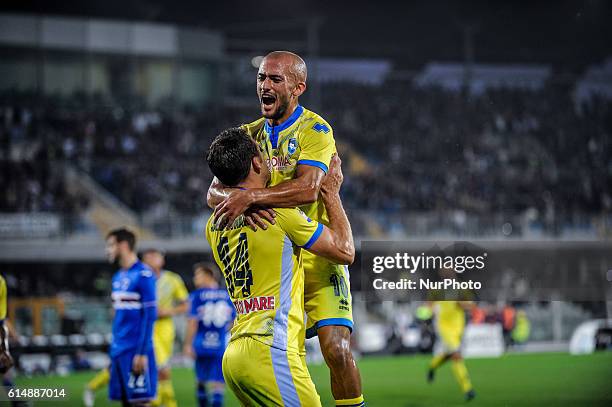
[222,337,321,407]
[434,323,464,355]
[153,319,175,368]
[303,252,353,338]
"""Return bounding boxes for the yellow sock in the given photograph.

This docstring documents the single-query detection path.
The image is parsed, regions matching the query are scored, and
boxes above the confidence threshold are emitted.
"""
[160,380,177,407]
[86,368,110,391]
[429,354,446,370]
[451,359,473,393]
[336,394,365,406]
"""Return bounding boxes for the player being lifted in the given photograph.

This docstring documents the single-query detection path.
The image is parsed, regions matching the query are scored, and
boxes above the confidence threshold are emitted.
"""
[142,248,189,407]
[206,128,354,406]
[183,263,235,407]
[208,51,364,407]
[106,228,157,406]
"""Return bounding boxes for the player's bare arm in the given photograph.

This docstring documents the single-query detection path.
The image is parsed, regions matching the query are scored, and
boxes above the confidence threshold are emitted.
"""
[182,318,197,358]
[213,164,324,228]
[157,300,189,318]
[305,155,355,265]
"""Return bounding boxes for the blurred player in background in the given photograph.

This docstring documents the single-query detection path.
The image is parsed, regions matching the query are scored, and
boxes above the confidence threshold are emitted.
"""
[183,263,235,407]
[142,248,189,407]
[206,128,354,406]
[0,273,18,406]
[106,228,157,406]
[208,51,364,407]
[427,296,476,401]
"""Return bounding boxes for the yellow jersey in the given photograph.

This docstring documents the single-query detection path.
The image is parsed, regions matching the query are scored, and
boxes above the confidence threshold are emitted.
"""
[206,207,323,355]
[155,270,188,332]
[0,275,6,322]
[241,104,336,224]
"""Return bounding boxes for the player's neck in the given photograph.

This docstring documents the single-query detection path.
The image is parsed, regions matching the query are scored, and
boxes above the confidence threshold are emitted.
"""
[236,177,265,190]
[119,252,138,270]
[267,101,299,127]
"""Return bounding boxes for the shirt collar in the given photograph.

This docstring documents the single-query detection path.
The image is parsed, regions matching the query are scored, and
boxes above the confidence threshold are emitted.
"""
[264,104,304,135]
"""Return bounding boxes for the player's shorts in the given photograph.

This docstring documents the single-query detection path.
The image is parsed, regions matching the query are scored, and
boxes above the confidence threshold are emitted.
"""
[303,252,353,338]
[153,319,175,368]
[434,323,464,355]
[222,337,321,407]
[195,354,224,383]
[109,348,157,403]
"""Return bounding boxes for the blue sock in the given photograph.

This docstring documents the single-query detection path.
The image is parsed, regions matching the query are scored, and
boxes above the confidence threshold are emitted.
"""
[212,389,224,407]
[197,382,208,407]
[3,377,15,388]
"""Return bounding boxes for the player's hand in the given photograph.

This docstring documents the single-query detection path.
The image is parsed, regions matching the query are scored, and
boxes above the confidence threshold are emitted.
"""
[131,354,148,375]
[0,351,13,374]
[321,154,344,196]
[214,189,254,229]
[182,345,195,359]
[244,207,276,231]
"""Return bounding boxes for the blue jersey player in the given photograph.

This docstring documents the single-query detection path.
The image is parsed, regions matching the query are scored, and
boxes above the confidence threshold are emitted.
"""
[183,263,235,407]
[106,228,157,406]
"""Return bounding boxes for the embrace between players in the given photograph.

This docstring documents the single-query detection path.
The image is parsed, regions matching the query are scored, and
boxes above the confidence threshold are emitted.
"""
[105,50,364,407]
[204,51,365,406]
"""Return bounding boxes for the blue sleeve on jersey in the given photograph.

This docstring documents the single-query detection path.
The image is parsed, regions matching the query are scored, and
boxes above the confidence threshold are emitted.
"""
[136,270,156,355]
[302,222,324,249]
[297,159,329,173]
[189,292,199,318]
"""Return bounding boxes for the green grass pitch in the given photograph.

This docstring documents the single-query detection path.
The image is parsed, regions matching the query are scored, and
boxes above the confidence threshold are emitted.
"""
[14,352,612,406]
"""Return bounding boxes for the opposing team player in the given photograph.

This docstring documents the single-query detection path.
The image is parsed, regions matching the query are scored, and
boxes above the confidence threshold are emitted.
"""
[106,228,157,406]
[206,128,354,406]
[142,248,189,407]
[208,51,364,407]
[183,263,235,407]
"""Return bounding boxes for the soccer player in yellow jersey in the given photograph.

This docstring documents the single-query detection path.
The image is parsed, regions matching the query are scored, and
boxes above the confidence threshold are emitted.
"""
[208,51,364,407]
[0,274,13,374]
[427,295,476,401]
[142,249,189,407]
[206,128,355,406]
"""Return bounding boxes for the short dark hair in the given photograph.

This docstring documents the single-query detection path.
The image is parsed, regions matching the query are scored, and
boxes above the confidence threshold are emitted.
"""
[193,262,220,282]
[206,127,259,186]
[141,248,165,257]
[106,228,136,251]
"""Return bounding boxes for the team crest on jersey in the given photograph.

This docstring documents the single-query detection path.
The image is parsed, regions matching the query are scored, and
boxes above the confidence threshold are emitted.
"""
[287,138,298,155]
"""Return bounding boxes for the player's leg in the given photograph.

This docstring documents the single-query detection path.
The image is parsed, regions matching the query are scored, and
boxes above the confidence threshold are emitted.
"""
[427,353,450,383]
[152,326,177,407]
[194,356,210,407]
[304,260,364,405]
[156,367,177,407]
[208,353,226,407]
[84,366,111,406]
[450,352,475,401]
[222,337,321,406]
[318,325,363,404]
[208,381,225,407]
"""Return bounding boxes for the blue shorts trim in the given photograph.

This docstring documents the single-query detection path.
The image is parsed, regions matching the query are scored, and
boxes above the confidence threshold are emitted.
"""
[306,318,353,339]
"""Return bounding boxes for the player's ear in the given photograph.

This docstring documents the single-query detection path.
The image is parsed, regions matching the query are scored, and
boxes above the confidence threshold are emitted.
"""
[292,81,306,97]
[252,155,263,174]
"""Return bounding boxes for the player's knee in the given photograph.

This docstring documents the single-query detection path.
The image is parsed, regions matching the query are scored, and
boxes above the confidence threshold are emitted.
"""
[450,352,462,361]
[319,328,354,370]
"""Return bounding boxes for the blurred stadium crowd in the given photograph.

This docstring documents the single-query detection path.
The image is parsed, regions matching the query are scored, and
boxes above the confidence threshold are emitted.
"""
[1,80,610,237]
